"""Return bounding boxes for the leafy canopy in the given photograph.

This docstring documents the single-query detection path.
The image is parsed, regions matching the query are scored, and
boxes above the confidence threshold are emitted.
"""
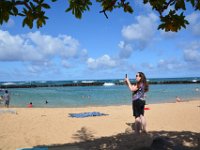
[0,0,200,32]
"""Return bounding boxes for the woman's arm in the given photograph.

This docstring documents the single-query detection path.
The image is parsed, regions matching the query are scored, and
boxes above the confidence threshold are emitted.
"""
[125,77,138,92]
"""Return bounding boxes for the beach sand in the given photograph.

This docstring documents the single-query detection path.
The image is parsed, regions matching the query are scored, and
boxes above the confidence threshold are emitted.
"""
[0,100,200,150]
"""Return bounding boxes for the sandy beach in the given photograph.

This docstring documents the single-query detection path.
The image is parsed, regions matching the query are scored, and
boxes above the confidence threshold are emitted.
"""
[0,100,200,150]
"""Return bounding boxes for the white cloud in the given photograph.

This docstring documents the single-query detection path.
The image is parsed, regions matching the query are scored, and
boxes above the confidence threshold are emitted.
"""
[26,31,79,59]
[0,30,31,61]
[121,13,158,41]
[157,59,184,70]
[118,41,133,59]
[78,48,88,60]
[25,60,56,75]
[0,30,90,78]
[27,65,43,73]
[141,62,154,69]
[184,41,200,64]
[87,55,117,70]
[187,13,199,24]
[61,60,71,68]
[119,13,159,58]
[186,12,200,36]
[0,30,81,62]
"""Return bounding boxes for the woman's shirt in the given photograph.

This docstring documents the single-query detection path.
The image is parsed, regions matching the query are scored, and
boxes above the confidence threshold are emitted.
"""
[132,84,145,101]
[3,93,10,101]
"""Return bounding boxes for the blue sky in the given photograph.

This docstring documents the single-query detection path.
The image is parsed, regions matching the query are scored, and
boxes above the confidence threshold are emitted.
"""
[0,1,200,81]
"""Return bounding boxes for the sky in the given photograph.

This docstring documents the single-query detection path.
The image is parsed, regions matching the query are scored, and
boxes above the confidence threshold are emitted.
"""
[0,1,200,81]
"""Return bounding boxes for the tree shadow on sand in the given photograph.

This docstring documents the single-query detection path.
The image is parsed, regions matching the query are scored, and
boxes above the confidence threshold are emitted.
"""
[32,124,200,150]
[72,127,95,142]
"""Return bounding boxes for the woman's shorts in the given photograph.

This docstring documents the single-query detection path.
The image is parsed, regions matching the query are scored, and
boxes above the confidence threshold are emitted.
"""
[5,100,9,106]
[132,99,145,118]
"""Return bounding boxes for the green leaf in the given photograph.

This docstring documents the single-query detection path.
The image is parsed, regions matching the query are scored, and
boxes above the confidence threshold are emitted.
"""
[37,18,43,28]
[158,10,189,32]
[22,18,27,27]
[18,13,26,17]
[175,0,186,10]
[27,19,33,28]
[196,0,200,10]
[187,0,195,7]
[22,17,33,29]
[41,3,50,9]
[3,12,9,22]
[65,7,72,12]
[12,7,18,15]
[124,5,133,13]
[0,10,4,24]
[75,9,82,19]
[30,2,35,9]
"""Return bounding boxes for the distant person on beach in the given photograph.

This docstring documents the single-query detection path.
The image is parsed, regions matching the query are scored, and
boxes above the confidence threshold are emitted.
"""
[3,90,10,108]
[27,102,33,108]
[125,72,149,134]
[0,95,3,104]
[45,100,48,104]
[176,96,184,102]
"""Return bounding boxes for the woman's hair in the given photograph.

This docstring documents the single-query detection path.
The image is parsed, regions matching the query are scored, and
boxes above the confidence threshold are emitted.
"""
[136,72,149,92]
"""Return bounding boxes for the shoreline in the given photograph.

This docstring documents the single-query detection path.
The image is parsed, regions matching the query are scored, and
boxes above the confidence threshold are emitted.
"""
[1,98,200,108]
[0,100,200,150]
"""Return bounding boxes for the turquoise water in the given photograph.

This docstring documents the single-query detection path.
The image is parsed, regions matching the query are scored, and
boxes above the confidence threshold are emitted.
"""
[1,82,200,108]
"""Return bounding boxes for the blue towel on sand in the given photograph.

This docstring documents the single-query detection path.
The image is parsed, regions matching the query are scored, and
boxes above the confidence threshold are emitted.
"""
[16,147,48,150]
[0,109,17,114]
[69,111,108,118]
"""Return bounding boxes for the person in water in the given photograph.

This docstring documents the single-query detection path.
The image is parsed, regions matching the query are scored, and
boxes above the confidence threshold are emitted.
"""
[27,102,33,108]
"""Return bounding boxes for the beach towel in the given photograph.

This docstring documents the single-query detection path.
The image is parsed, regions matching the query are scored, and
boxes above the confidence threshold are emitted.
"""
[16,147,48,150]
[69,111,108,118]
[0,109,17,114]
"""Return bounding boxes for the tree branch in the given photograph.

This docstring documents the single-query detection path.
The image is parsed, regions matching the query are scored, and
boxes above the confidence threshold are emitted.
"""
[99,10,108,19]
[15,1,32,10]
[159,0,176,16]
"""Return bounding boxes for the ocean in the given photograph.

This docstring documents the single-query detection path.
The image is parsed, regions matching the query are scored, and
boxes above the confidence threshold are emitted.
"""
[0,77,200,108]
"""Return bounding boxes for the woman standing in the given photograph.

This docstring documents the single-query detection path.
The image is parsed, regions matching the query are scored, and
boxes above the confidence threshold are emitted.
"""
[125,72,149,133]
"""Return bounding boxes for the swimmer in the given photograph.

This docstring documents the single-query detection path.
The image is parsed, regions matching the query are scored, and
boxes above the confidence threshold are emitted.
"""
[28,102,33,108]
[176,96,183,102]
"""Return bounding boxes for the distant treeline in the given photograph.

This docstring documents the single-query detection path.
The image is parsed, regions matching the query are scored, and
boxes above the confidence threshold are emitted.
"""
[0,80,199,88]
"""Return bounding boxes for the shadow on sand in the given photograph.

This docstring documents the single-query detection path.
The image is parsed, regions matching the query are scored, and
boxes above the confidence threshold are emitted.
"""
[32,125,199,150]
